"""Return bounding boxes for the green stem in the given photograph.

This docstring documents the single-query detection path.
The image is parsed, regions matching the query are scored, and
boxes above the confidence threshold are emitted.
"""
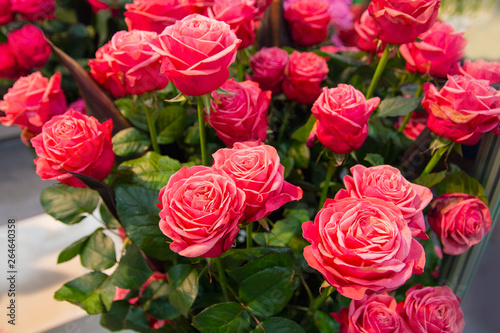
[319,160,336,210]
[197,96,208,166]
[366,45,392,99]
[214,257,230,302]
[302,286,334,325]
[246,224,252,249]
[398,81,424,133]
[421,146,446,176]
[144,98,161,154]
[278,102,294,142]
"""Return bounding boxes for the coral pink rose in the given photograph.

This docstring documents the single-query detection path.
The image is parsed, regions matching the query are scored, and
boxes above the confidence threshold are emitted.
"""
[212,141,303,222]
[7,24,51,71]
[151,14,241,96]
[0,0,13,25]
[399,285,465,333]
[422,75,500,145]
[303,196,425,300]
[354,10,386,54]
[89,30,169,98]
[207,79,270,146]
[0,43,23,80]
[158,166,246,258]
[452,59,500,84]
[332,293,410,332]
[308,85,380,154]
[428,193,492,255]
[31,110,115,188]
[368,0,440,45]
[249,47,288,95]
[10,0,55,21]
[335,165,433,239]
[400,22,467,78]
[0,72,66,138]
[284,0,331,47]
[396,111,429,141]
[282,51,329,105]
[206,0,258,49]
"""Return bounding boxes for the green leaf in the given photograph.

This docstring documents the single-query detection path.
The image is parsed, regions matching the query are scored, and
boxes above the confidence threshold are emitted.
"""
[364,153,384,166]
[57,235,90,264]
[376,96,423,117]
[413,170,447,188]
[110,244,152,289]
[118,151,184,190]
[41,184,99,225]
[80,229,116,271]
[251,317,305,333]
[239,267,299,317]
[192,302,250,333]
[112,128,151,157]
[101,300,153,332]
[221,247,293,270]
[167,264,199,317]
[314,310,339,333]
[99,203,121,229]
[287,142,310,169]
[226,251,295,282]
[116,98,148,132]
[291,115,316,143]
[142,280,181,320]
[437,171,488,204]
[165,92,187,103]
[157,105,188,144]
[115,185,172,260]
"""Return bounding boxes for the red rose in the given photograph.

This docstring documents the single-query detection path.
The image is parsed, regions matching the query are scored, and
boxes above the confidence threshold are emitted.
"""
[0,72,66,139]
[332,293,410,332]
[7,24,51,71]
[302,197,425,300]
[207,79,271,146]
[282,51,329,105]
[368,0,440,45]
[212,141,303,222]
[10,0,55,21]
[284,0,330,47]
[0,43,23,80]
[335,165,433,239]
[399,285,465,333]
[249,47,288,95]
[452,59,500,84]
[395,111,429,141]
[151,14,241,96]
[308,85,380,154]
[0,0,13,25]
[354,10,386,54]
[428,193,492,255]
[31,110,115,188]
[158,166,246,258]
[89,30,169,98]
[422,75,500,145]
[206,0,258,49]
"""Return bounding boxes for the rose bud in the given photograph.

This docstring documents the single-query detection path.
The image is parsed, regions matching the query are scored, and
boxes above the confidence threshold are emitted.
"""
[452,59,500,84]
[0,43,23,80]
[0,0,14,25]
[354,9,386,55]
[7,24,51,71]
[249,47,288,95]
[284,0,331,47]
[10,0,55,21]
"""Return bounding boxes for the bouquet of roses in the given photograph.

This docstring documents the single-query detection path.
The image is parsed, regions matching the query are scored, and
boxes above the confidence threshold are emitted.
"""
[1,0,499,332]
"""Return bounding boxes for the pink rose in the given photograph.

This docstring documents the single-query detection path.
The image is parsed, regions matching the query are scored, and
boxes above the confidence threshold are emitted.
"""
[308,85,380,154]
[0,0,13,25]
[282,51,329,105]
[89,30,169,98]
[158,166,246,258]
[31,110,115,188]
[284,0,331,47]
[325,0,354,32]
[249,47,288,95]
[354,10,386,54]
[452,59,500,84]
[395,111,429,141]
[335,165,433,239]
[0,72,66,138]
[212,141,303,222]
[10,0,55,21]
[207,79,270,146]
[368,0,440,45]
[67,98,87,115]
[0,43,23,80]
[428,193,492,255]
[422,75,500,145]
[7,24,51,71]
[399,285,465,333]
[206,0,258,49]
[151,14,241,96]
[303,196,425,300]
[400,22,467,78]
[332,293,410,332]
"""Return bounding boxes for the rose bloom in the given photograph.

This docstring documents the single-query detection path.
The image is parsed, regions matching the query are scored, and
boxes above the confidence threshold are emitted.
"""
[325,0,354,33]
[67,98,87,115]
[399,284,465,333]
[282,51,329,105]
[422,75,500,145]
[151,14,241,96]
[7,24,51,71]
[303,197,425,300]
[0,72,66,141]
[400,22,467,78]
[206,0,257,49]
[0,43,23,80]
[332,293,410,333]
[158,166,246,258]
[10,0,55,21]
[428,193,492,255]
[452,59,500,84]
[0,0,13,25]
[368,0,440,45]
[308,85,380,154]
[89,30,169,98]
[354,9,386,54]
[31,110,115,188]
[284,0,331,47]
[207,79,271,147]
[335,165,433,239]
[395,111,429,141]
[212,141,303,222]
[249,47,288,95]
